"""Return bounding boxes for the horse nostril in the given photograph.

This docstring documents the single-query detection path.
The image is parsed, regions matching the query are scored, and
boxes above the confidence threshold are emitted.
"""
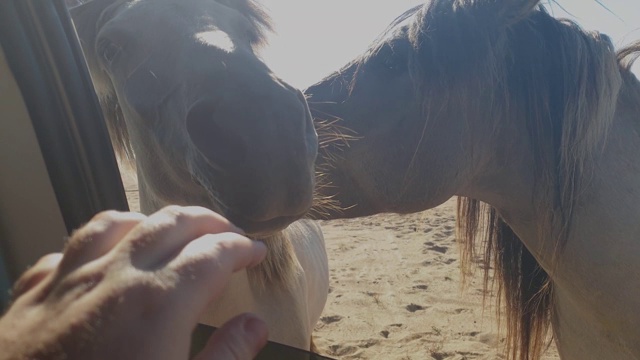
[186,98,247,170]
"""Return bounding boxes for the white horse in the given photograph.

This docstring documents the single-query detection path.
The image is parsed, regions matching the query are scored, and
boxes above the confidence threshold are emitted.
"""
[307,0,640,359]
[71,0,328,350]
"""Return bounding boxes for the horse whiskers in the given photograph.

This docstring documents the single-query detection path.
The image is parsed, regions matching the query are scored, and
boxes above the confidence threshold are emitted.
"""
[298,112,357,219]
[310,178,339,210]
[314,117,360,149]
[309,165,348,219]
[308,190,346,219]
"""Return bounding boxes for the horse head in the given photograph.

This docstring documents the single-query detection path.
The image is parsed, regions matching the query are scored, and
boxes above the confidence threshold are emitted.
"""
[307,0,619,219]
[71,0,318,236]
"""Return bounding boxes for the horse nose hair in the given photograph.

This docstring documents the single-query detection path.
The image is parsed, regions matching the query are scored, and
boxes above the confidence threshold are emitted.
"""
[186,98,247,170]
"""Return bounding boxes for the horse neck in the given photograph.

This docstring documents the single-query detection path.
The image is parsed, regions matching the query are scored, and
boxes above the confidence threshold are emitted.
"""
[544,76,640,359]
[464,67,640,270]
[457,110,557,267]
[455,65,640,360]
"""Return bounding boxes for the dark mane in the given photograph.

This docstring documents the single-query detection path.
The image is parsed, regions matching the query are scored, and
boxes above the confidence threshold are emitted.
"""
[400,1,624,359]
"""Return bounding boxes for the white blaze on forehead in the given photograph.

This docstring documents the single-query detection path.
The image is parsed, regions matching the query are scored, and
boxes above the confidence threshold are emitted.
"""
[195,29,235,53]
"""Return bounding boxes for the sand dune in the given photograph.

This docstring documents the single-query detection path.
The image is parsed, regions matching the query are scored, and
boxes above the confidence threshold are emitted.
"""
[121,171,558,359]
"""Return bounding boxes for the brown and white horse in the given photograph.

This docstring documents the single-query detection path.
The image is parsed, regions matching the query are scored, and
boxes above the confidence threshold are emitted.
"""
[307,1,640,359]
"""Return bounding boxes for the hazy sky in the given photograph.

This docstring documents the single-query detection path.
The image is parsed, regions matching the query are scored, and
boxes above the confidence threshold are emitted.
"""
[258,0,640,89]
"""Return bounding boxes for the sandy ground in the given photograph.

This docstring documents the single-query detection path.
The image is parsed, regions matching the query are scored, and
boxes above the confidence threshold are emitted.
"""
[121,170,559,359]
[313,201,559,360]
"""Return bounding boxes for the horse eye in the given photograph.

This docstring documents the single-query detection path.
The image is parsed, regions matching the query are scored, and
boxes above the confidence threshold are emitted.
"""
[97,39,122,66]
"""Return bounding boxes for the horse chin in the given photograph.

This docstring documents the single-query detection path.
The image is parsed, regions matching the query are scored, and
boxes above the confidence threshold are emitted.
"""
[228,213,302,238]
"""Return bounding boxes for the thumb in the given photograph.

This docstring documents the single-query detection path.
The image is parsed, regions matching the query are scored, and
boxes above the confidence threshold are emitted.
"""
[193,313,268,360]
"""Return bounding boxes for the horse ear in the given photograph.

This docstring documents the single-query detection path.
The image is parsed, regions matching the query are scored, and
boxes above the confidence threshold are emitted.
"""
[494,0,541,25]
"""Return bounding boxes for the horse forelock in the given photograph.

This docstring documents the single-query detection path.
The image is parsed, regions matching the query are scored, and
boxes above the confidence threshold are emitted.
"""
[405,2,624,360]
[214,0,272,48]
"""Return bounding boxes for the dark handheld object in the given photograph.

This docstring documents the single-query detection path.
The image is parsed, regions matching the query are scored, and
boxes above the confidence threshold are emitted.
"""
[190,324,336,360]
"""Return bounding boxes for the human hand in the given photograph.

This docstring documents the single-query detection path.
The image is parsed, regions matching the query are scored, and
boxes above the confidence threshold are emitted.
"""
[0,206,268,360]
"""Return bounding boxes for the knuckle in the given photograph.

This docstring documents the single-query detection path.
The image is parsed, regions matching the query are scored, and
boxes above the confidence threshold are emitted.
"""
[189,234,245,267]
[158,205,193,225]
[158,205,224,227]
[175,235,238,275]
[75,212,130,240]
[160,204,184,215]
[213,235,249,255]
[92,210,145,228]
[186,243,225,274]
[36,253,64,267]
[13,267,44,288]
[11,254,61,299]
[91,210,124,223]
[208,233,244,256]
[66,220,113,253]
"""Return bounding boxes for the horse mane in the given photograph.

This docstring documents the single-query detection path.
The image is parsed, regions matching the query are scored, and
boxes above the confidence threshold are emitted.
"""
[247,232,298,291]
[405,1,628,359]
